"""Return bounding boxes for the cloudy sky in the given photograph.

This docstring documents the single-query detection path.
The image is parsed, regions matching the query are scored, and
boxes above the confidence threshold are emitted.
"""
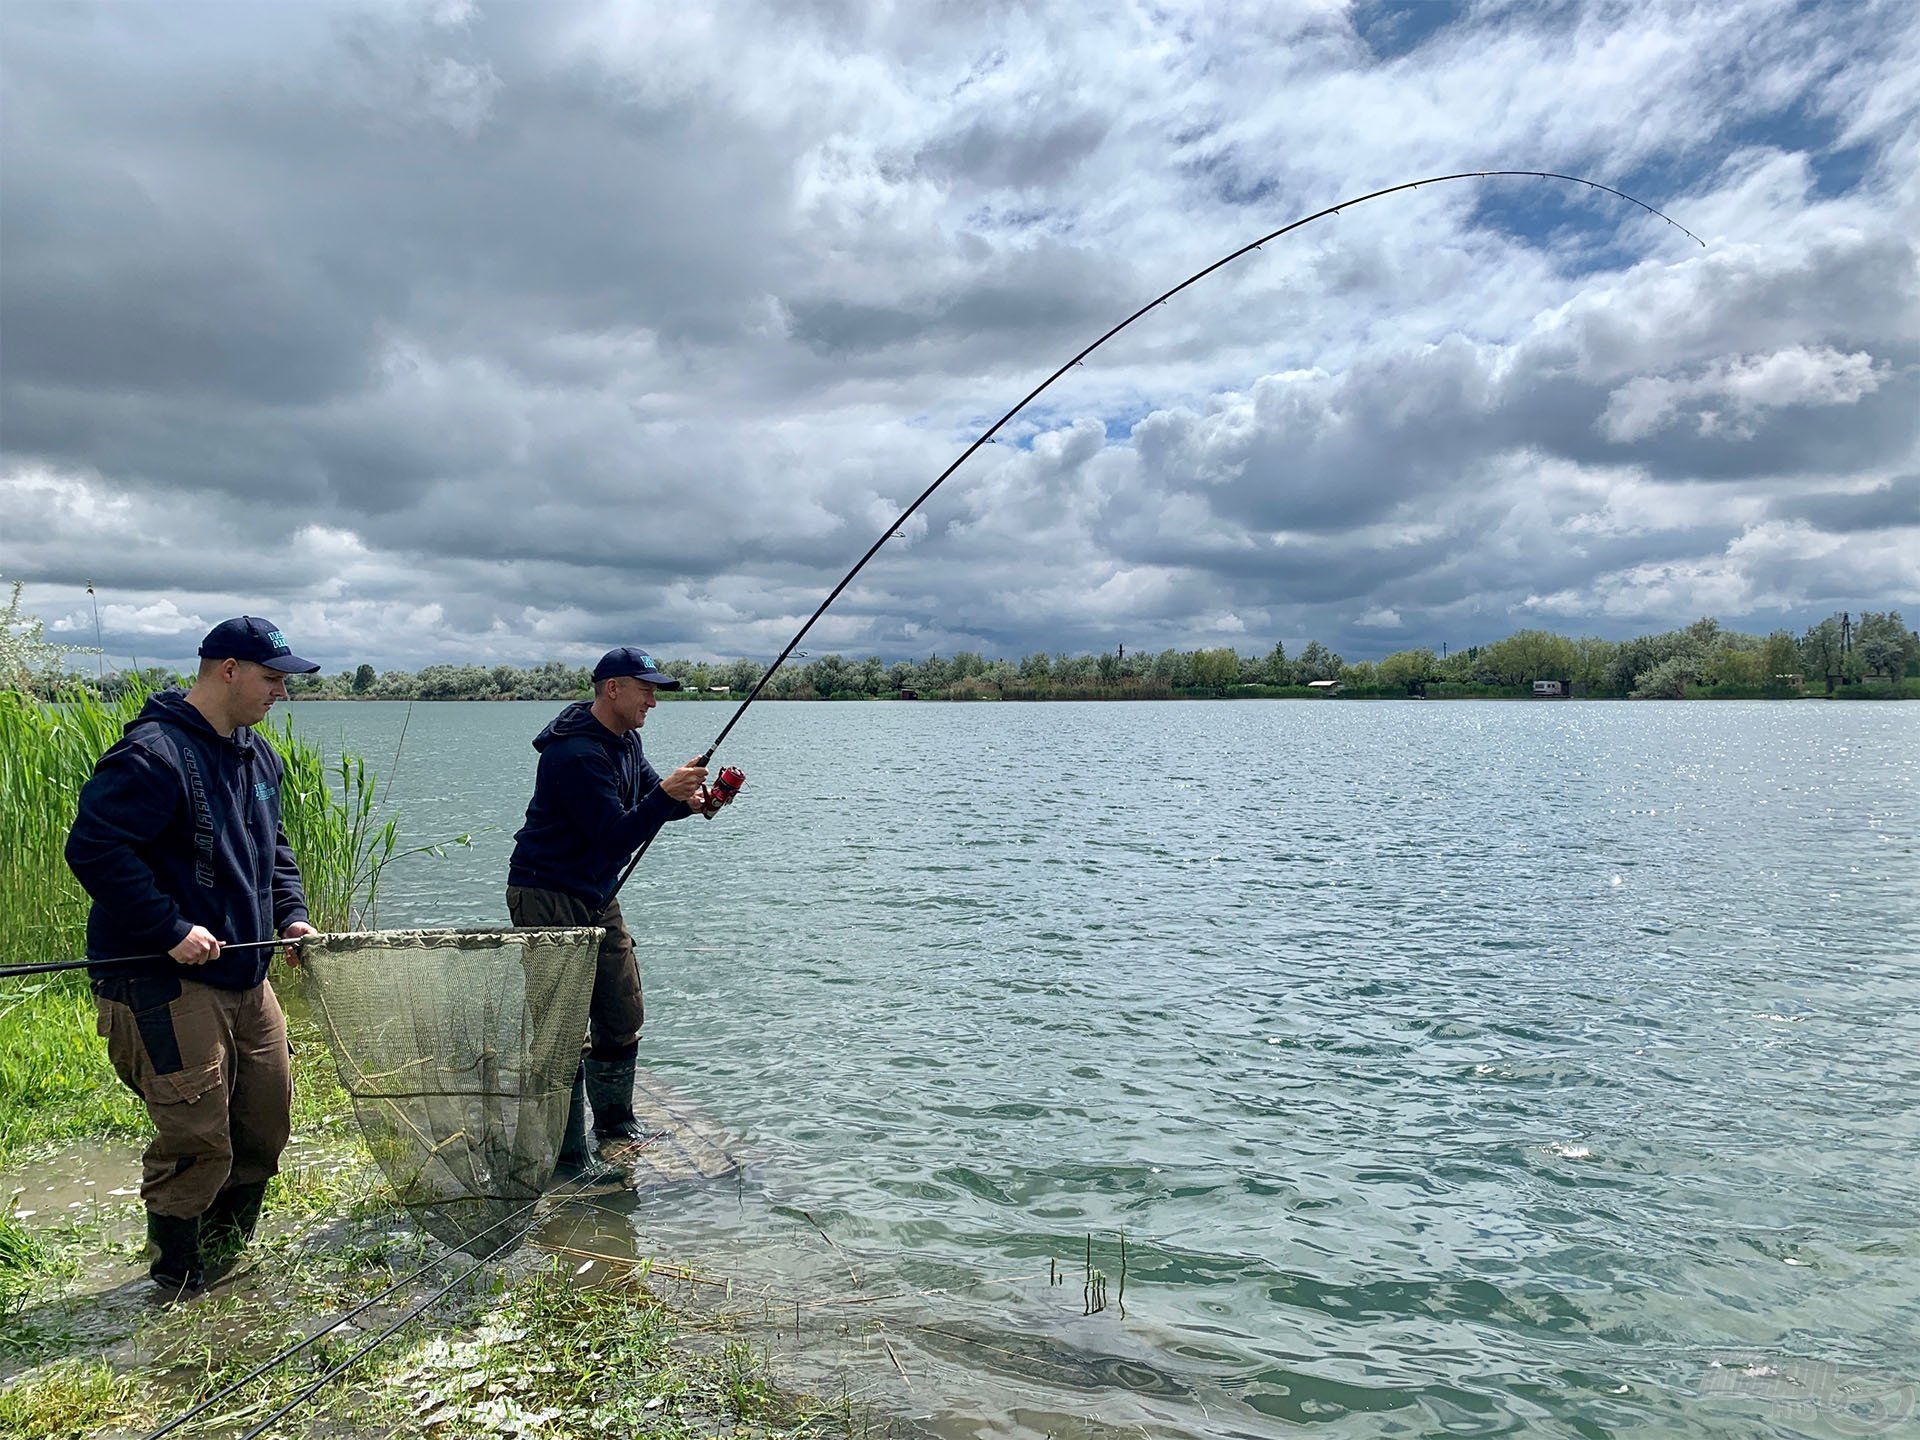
[3,0,1915,673]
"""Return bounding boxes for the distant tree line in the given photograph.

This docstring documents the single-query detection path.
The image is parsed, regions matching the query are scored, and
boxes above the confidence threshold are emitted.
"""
[10,607,1913,703]
[260,611,1918,703]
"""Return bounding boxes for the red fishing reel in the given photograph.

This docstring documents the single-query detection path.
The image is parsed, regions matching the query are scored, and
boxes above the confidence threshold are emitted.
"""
[704,765,745,813]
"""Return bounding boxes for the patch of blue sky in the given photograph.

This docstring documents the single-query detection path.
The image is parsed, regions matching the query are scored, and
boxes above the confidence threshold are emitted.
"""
[1102,404,1155,443]
[1465,175,1684,277]
[956,399,1149,450]
[1806,141,1876,198]
[1717,100,1878,199]
[1471,87,1878,265]
[1350,0,1468,61]
[1617,86,1874,201]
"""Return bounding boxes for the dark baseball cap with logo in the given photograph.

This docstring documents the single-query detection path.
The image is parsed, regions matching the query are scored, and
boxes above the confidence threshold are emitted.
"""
[198,616,321,674]
[592,646,681,689]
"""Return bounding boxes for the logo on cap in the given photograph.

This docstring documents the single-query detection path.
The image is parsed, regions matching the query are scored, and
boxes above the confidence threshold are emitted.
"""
[197,615,320,674]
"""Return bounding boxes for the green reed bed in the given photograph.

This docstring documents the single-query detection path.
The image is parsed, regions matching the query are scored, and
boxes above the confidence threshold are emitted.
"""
[0,686,397,1166]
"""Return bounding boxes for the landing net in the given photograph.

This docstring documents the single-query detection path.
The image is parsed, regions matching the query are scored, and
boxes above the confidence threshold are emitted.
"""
[299,928,602,1254]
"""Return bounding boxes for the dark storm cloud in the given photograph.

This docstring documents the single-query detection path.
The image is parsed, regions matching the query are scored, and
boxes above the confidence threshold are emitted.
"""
[783,239,1135,363]
[1773,474,1919,532]
[912,110,1110,190]
[0,1,798,466]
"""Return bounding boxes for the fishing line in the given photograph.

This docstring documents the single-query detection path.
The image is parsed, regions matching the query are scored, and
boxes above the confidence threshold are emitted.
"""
[608,169,1701,900]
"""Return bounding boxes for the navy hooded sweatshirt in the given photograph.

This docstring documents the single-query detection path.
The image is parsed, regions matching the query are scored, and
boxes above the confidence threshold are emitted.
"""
[64,691,308,989]
[506,701,692,909]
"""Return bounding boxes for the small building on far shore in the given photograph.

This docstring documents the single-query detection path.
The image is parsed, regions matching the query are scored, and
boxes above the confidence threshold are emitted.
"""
[896,688,919,701]
[1306,679,1342,695]
[1532,678,1570,697]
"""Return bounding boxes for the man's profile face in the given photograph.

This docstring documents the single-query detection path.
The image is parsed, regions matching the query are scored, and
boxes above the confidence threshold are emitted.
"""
[612,677,658,729]
[234,661,291,726]
[206,657,289,727]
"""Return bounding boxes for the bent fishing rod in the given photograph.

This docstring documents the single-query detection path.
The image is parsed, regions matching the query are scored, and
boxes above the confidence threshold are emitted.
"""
[712,171,1702,902]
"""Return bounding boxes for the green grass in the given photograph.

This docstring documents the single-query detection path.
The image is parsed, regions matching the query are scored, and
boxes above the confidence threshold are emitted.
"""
[0,1357,139,1439]
[0,689,119,976]
[341,1259,867,1437]
[0,976,143,1160]
[1,1210,54,1320]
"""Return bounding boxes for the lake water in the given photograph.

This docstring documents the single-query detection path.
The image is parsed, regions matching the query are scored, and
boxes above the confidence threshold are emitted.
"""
[284,698,1920,1439]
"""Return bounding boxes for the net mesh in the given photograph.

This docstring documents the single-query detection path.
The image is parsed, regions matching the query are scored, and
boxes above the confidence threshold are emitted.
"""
[299,928,601,1254]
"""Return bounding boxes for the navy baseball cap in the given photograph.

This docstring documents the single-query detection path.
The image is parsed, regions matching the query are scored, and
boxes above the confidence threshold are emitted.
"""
[198,616,321,674]
[592,646,680,689]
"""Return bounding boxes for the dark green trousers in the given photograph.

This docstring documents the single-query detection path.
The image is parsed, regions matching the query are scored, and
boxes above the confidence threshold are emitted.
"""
[505,886,643,1062]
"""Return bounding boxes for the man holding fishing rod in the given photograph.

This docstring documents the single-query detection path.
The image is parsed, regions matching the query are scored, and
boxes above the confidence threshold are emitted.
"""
[506,646,738,1178]
[63,617,322,1296]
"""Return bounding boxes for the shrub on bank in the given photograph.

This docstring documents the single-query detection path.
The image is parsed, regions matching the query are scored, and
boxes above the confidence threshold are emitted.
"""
[1830,678,1920,699]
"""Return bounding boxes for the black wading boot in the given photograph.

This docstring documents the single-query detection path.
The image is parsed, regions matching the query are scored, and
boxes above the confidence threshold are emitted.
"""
[552,1067,606,1182]
[582,1054,649,1144]
[202,1180,269,1267]
[146,1211,205,1297]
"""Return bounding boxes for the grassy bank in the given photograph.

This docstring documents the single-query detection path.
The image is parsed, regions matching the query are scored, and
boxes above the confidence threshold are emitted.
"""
[3,1161,866,1439]
[3,1175,868,1440]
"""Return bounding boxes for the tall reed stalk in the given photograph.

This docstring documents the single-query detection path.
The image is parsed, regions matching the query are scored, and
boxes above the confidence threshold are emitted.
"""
[266,721,401,932]
[0,685,402,1161]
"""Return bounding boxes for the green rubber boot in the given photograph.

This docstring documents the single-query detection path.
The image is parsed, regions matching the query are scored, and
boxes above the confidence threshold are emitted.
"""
[582,1055,647,1143]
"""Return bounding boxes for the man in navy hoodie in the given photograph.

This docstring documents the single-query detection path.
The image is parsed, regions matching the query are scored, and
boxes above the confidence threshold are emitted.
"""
[506,647,733,1175]
[65,617,321,1294]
